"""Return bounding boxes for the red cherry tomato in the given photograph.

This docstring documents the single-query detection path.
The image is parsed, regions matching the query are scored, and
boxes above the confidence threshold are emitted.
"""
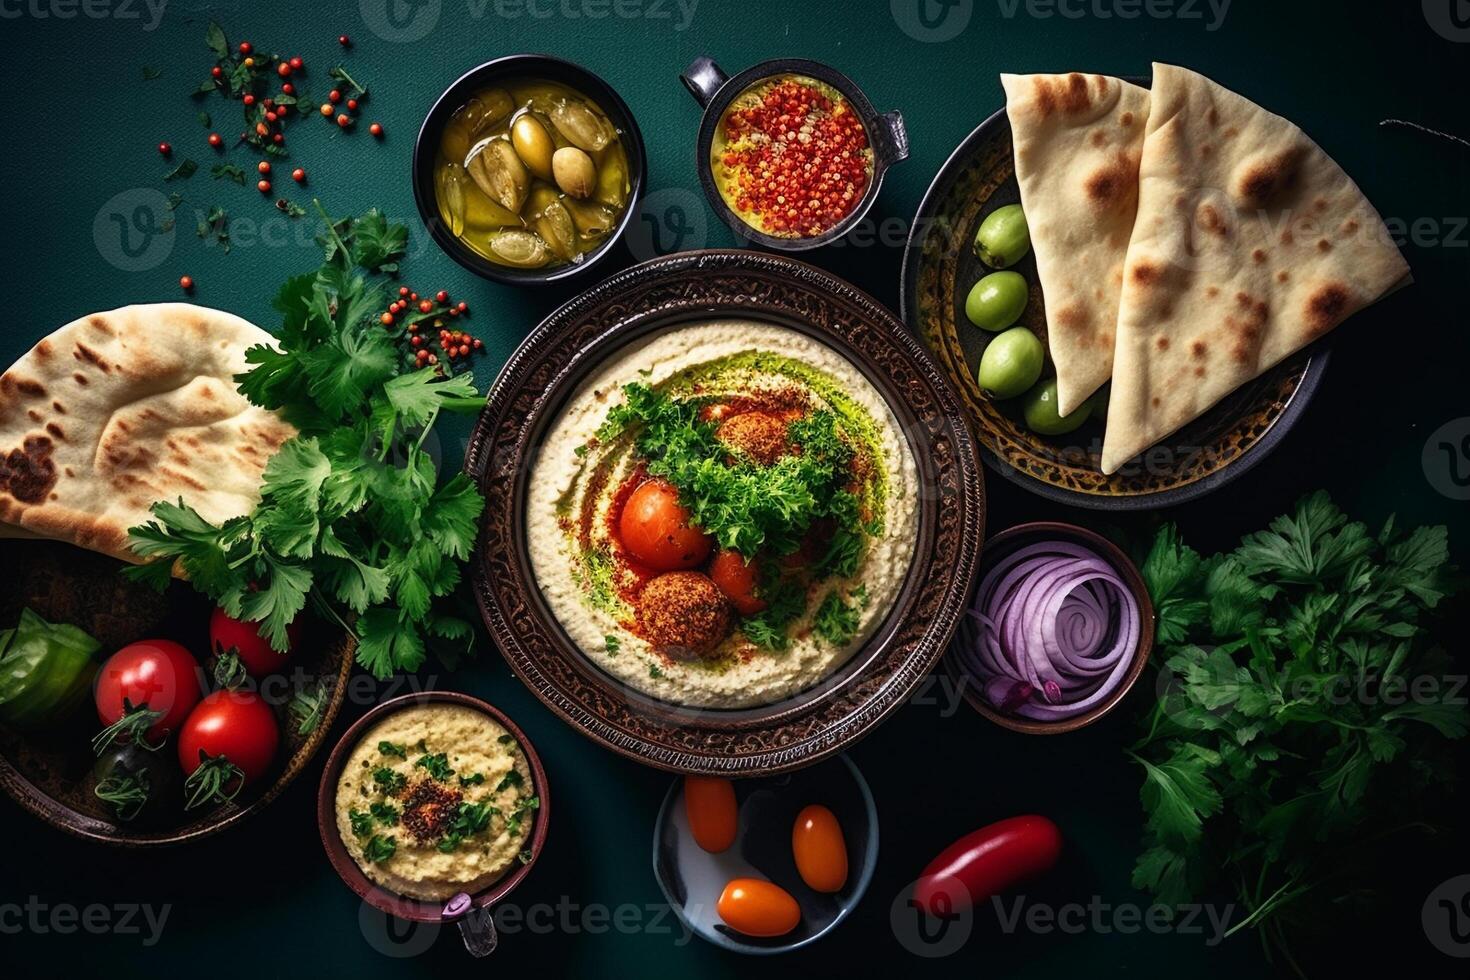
[209,607,300,679]
[792,804,848,893]
[618,478,712,571]
[707,550,766,615]
[716,878,801,938]
[913,815,1062,916]
[93,640,202,747]
[178,690,280,809]
[684,775,738,853]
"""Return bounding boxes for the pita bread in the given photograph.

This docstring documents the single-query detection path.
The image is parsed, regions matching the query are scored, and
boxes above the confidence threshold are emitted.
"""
[1002,72,1150,416]
[0,303,294,565]
[1101,63,1409,474]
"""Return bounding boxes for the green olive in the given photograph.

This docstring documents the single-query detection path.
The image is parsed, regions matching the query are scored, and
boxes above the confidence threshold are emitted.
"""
[977,327,1044,400]
[1022,378,1092,435]
[973,203,1031,269]
[964,271,1029,332]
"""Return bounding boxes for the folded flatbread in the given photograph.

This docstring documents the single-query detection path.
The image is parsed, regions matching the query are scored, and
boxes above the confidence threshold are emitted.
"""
[0,303,294,564]
[1002,72,1151,416]
[1101,63,1409,474]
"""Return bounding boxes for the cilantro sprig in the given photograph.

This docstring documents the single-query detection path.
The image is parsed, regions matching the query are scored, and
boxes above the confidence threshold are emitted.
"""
[1129,491,1463,963]
[125,205,484,679]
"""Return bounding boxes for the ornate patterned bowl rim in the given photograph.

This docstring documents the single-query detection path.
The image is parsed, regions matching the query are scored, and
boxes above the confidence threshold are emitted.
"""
[898,99,1330,510]
[464,250,985,774]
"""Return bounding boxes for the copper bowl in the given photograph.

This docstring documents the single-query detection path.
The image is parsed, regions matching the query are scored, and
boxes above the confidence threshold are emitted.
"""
[945,521,1155,734]
[316,691,549,952]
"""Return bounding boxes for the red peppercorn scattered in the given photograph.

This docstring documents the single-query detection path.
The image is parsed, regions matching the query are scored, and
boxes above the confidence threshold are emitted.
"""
[243,94,256,107]
[276,104,290,117]
[211,66,223,80]
[319,103,333,117]
[717,77,872,238]
[292,167,306,183]
[208,132,223,148]
[257,179,271,193]
[179,275,194,291]
[380,312,395,326]
[289,56,304,71]
[456,301,468,313]
[263,97,275,109]
[258,160,271,174]
[255,122,270,137]
[418,300,433,314]
[338,34,351,47]
[328,89,342,104]
[272,133,284,145]
[158,142,172,156]
[337,114,352,128]
[346,98,359,111]
[409,292,418,301]
[435,290,449,303]
[399,286,410,297]
[281,82,295,96]
[242,57,254,69]
[265,111,278,123]
[369,122,384,138]
[238,41,253,55]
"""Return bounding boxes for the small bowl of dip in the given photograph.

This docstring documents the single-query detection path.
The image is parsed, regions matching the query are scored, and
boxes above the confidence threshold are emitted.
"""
[317,691,549,956]
[680,57,908,250]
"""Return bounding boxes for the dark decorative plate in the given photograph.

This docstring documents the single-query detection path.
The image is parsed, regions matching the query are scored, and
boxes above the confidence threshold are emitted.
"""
[465,250,984,775]
[0,539,356,846]
[899,101,1329,509]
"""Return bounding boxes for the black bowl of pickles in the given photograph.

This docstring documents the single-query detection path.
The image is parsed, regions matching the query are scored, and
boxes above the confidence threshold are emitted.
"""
[413,55,646,285]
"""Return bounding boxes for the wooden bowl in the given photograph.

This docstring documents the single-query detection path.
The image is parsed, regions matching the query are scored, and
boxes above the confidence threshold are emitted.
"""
[465,249,985,774]
[0,539,355,845]
[944,521,1155,734]
[315,691,549,927]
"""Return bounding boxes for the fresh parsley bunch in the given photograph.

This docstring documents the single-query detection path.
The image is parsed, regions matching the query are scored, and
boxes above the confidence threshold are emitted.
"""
[126,206,486,679]
[1130,491,1464,967]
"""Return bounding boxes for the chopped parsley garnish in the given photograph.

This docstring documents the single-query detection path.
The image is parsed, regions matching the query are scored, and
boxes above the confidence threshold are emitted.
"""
[458,772,485,787]
[813,588,864,647]
[436,801,496,853]
[518,848,533,865]
[369,802,400,826]
[348,809,373,837]
[414,753,454,781]
[496,734,514,746]
[604,634,621,655]
[494,770,524,793]
[648,664,664,679]
[377,741,407,758]
[505,795,540,837]
[740,571,809,651]
[371,767,406,795]
[363,835,397,863]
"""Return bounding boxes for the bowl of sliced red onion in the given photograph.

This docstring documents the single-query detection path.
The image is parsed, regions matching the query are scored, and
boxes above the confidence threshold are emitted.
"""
[948,522,1154,734]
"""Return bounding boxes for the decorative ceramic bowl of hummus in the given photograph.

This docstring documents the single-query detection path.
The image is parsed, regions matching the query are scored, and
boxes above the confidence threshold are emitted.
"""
[317,691,549,947]
[466,250,985,774]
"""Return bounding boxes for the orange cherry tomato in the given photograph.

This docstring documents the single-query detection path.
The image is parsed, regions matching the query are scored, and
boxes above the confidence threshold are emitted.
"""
[792,804,848,893]
[684,775,738,853]
[707,550,766,615]
[618,478,713,571]
[716,878,801,938]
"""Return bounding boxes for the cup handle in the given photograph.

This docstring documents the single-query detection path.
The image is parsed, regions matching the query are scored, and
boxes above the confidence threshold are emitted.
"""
[681,56,728,108]
[457,907,498,957]
[875,110,910,166]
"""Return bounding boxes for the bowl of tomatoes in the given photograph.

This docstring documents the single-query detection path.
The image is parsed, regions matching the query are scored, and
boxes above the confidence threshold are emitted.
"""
[0,538,355,845]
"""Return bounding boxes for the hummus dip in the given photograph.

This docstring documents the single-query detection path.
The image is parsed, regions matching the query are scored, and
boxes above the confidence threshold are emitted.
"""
[528,320,919,708]
[334,704,537,901]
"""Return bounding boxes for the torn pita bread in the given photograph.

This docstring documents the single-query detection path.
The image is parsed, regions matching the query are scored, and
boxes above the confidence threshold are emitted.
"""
[0,303,294,565]
[1002,72,1150,416]
[1101,63,1409,474]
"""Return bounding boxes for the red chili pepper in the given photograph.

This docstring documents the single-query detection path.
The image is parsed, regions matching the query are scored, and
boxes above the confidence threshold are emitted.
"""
[912,815,1062,917]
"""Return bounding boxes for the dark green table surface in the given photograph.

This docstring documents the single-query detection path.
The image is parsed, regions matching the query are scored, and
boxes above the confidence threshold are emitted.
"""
[2,1,1467,976]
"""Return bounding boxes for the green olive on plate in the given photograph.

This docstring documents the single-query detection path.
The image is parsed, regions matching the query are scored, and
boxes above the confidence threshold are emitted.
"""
[974,203,1030,269]
[977,327,1044,399]
[1022,378,1092,435]
[964,271,1029,332]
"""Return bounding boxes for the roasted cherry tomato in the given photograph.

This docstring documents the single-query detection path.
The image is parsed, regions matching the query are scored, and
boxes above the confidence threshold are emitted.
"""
[792,804,848,893]
[618,478,713,571]
[92,740,180,823]
[716,878,801,938]
[178,689,280,809]
[209,606,301,680]
[913,815,1062,916]
[684,775,738,853]
[92,640,202,750]
[707,550,766,616]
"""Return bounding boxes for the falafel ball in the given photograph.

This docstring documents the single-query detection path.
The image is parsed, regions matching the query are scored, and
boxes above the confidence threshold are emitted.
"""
[715,411,789,466]
[638,571,732,659]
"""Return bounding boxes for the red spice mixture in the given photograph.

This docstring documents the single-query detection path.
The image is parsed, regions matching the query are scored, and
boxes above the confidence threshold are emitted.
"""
[715,76,872,238]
